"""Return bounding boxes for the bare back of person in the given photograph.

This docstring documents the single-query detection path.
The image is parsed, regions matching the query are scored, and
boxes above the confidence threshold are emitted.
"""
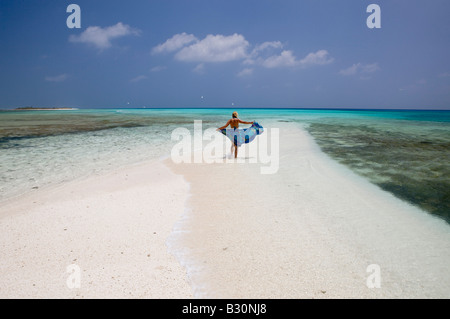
[229,118,240,129]
[217,111,254,158]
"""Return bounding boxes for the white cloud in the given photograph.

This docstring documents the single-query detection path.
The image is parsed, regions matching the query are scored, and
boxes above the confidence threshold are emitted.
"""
[175,33,249,63]
[340,63,379,76]
[45,74,68,82]
[252,41,283,55]
[130,75,148,83]
[262,50,298,68]
[361,63,379,73]
[150,66,167,72]
[193,63,205,74]
[69,22,140,49]
[237,68,253,77]
[151,33,197,54]
[299,50,334,66]
[339,64,359,76]
[153,32,334,72]
[261,49,333,68]
[245,41,283,65]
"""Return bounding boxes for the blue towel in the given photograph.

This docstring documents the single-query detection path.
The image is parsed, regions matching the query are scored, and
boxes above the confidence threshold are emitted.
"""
[220,122,264,147]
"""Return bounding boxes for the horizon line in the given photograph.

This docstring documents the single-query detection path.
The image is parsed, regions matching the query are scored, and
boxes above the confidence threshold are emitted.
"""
[2,106,450,112]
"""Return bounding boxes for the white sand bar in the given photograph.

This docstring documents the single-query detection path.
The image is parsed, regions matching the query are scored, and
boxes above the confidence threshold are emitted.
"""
[167,122,450,298]
[1,121,449,299]
[0,160,193,298]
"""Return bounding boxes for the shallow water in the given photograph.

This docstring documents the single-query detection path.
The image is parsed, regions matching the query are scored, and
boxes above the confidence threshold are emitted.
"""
[299,113,450,223]
[1,108,449,224]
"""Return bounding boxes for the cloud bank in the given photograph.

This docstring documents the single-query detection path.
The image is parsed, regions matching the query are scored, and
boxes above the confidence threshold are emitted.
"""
[152,33,334,73]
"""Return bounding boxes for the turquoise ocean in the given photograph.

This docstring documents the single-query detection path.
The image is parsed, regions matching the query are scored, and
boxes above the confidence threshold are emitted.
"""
[1,108,449,223]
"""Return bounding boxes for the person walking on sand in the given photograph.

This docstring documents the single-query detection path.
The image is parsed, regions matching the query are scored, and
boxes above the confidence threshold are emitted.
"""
[217,111,264,159]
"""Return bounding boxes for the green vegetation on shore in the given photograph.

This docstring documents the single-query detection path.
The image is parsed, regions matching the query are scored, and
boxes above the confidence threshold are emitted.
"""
[14,107,77,110]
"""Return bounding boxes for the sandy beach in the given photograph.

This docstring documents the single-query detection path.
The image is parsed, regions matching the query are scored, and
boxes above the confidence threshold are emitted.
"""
[0,160,193,298]
[0,121,449,298]
[167,122,450,298]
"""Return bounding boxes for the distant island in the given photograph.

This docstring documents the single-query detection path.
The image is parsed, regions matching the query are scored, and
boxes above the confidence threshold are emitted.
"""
[14,107,79,111]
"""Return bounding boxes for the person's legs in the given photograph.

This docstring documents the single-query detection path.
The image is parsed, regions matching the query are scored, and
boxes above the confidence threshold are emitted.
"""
[234,143,238,158]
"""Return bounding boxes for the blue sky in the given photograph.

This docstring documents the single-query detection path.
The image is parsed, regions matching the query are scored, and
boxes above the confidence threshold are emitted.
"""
[0,0,449,109]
